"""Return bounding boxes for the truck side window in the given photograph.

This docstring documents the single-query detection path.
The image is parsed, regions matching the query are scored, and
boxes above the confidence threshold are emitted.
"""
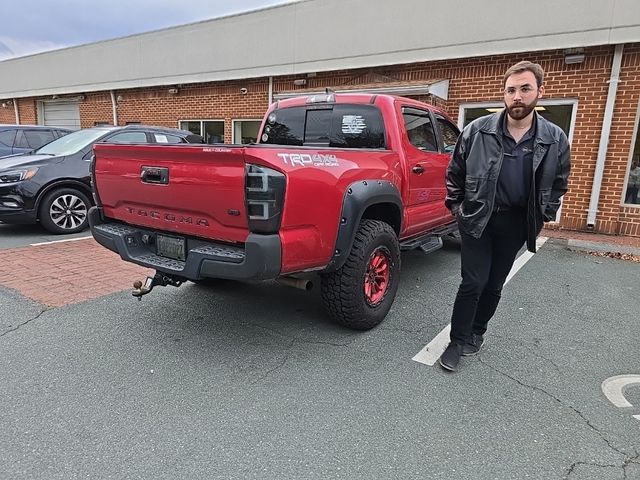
[403,107,437,152]
[435,115,460,153]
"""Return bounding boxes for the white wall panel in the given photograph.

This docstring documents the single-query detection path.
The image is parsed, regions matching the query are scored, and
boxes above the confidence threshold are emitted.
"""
[0,0,638,99]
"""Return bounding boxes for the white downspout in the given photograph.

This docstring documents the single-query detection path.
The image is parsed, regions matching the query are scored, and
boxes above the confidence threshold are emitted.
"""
[268,76,273,106]
[110,90,118,126]
[13,98,19,124]
[587,44,624,227]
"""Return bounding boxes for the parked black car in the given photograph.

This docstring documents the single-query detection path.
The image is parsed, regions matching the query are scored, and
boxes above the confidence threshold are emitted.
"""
[0,125,203,234]
[0,125,72,157]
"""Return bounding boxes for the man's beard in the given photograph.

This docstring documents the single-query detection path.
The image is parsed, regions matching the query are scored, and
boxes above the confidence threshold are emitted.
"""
[505,100,536,121]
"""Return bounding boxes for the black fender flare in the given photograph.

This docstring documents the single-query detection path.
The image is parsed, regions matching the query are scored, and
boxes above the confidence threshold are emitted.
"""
[324,180,402,272]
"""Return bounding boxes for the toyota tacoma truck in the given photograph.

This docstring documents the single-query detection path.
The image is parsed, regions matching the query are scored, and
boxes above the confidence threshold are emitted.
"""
[89,93,460,330]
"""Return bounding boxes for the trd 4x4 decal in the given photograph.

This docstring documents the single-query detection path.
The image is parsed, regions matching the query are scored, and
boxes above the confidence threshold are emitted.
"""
[276,153,339,167]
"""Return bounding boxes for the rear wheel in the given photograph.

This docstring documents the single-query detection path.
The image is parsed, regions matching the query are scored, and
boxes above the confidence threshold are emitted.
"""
[320,219,400,330]
[38,188,91,234]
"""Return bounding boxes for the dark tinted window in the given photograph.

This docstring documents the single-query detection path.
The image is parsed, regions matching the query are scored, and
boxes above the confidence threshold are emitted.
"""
[0,129,16,147]
[304,109,332,145]
[261,104,386,149]
[14,131,29,149]
[24,129,55,149]
[106,131,148,144]
[403,107,437,152]
[435,115,460,153]
[261,108,305,146]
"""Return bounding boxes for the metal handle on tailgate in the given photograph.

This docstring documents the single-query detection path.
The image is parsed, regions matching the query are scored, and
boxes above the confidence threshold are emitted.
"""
[141,166,169,184]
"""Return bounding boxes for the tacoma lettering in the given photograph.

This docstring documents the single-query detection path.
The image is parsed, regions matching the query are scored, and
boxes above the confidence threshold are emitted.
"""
[125,207,208,226]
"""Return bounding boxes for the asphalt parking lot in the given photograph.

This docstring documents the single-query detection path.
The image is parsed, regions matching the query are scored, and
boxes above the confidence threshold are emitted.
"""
[1,223,639,480]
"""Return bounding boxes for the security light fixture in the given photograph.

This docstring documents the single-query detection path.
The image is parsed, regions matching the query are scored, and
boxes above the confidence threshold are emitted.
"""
[293,79,307,86]
[167,87,179,94]
[564,54,585,65]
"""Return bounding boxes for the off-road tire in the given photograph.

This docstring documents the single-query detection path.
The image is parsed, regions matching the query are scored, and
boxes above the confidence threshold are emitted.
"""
[38,188,91,234]
[320,219,400,330]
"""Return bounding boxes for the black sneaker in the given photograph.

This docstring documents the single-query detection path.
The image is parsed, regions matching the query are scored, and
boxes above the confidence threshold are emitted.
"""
[462,334,485,356]
[439,343,463,372]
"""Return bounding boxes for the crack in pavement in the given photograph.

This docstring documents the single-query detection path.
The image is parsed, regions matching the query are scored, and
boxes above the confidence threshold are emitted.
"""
[623,452,640,480]
[249,338,296,385]
[566,453,640,480]
[490,333,563,373]
[0,307,49,338]
[563,461,619,479]
[247,322,356,347]
[479,359,631,463]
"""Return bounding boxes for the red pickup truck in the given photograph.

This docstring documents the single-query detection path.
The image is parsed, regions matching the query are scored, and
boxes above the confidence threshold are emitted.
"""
[90,93,460,329]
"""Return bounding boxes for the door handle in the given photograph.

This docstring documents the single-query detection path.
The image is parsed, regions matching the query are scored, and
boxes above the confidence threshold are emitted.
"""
[412,165,425,174]
[141,166,169,184]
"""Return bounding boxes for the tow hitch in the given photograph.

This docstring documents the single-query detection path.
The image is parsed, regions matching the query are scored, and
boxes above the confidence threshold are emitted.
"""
[132,272,183,300]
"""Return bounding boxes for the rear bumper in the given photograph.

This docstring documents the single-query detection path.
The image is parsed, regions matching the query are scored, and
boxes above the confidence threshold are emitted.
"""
[89,207,281,280]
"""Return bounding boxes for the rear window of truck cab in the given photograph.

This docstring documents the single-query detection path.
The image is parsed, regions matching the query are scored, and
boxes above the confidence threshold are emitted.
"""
[259,104,386,149]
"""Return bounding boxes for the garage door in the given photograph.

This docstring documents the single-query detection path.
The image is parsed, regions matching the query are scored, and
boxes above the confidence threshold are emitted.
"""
[42,101,81,130]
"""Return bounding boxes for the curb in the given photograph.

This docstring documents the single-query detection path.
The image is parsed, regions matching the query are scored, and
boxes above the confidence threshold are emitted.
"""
[566,239,640,257]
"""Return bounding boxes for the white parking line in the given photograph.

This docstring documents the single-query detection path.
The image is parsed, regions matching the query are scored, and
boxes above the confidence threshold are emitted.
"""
[412,236,548,366]
[30,235,92,246]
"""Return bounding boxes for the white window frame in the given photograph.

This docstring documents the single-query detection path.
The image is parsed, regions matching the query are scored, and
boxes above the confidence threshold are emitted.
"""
[621,99,640,208]
[458,99,579,222]
[232,119,262,144]
[458,99,578,143]
[178,119,225,143]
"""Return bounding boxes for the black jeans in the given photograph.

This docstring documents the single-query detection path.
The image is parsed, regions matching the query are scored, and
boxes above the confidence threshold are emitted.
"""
[450,209,527,345]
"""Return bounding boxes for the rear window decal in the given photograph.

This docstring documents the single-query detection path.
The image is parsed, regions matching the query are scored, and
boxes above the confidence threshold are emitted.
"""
[342,115,366,134]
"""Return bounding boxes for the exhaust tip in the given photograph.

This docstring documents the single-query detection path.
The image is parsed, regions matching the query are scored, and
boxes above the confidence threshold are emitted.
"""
[276,276,313,291]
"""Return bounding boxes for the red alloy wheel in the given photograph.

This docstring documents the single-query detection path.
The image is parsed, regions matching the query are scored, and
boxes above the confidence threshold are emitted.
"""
[363,247,391,306]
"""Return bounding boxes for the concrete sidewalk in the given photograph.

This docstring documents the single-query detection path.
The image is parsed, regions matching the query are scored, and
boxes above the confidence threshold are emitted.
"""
[542,227,640,258]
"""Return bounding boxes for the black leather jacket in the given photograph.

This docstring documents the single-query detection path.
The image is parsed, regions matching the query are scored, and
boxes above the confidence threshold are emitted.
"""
[445,111,571,252]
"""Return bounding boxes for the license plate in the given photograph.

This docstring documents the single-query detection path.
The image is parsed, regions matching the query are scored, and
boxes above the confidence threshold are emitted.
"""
[156,234,186,261]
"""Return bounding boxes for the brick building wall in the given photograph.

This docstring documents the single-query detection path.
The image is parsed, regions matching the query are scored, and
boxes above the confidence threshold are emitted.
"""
[4,45,640,236]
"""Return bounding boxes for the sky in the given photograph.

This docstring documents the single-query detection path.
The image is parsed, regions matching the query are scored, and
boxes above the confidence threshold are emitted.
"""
[0,0,297,61]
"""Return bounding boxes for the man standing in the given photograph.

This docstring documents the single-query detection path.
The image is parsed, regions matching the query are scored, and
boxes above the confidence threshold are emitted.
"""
[625,159,639,204]
[439,61,571,372]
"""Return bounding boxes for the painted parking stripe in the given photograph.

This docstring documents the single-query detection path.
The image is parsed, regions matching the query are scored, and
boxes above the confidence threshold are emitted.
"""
[412,236,548,366]
[30,235,92,246]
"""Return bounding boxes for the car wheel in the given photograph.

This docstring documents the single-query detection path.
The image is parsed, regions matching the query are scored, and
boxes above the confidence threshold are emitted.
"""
[320,219,401,330]
[38,188,91,234]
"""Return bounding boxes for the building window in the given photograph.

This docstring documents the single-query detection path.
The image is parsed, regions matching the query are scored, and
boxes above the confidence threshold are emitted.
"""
[233,120,261,144]
[180,120,224,144]
[459,100,578,221]
[624,134,640,205]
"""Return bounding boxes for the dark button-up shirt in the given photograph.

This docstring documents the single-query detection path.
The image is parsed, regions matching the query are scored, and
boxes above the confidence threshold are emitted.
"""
[495,113,535,208]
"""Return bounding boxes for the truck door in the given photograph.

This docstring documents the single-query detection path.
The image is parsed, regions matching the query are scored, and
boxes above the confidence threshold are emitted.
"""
[401,106,451,236]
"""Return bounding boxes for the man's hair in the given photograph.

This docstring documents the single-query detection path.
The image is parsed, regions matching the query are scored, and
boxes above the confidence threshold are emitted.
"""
[503,61,544,87]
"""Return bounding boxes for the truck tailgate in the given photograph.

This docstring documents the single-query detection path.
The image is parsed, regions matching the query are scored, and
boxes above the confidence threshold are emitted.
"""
[93,144,249,242]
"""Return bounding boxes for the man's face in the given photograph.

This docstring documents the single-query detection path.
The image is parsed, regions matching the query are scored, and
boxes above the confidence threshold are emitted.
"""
[503,71,544,120]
